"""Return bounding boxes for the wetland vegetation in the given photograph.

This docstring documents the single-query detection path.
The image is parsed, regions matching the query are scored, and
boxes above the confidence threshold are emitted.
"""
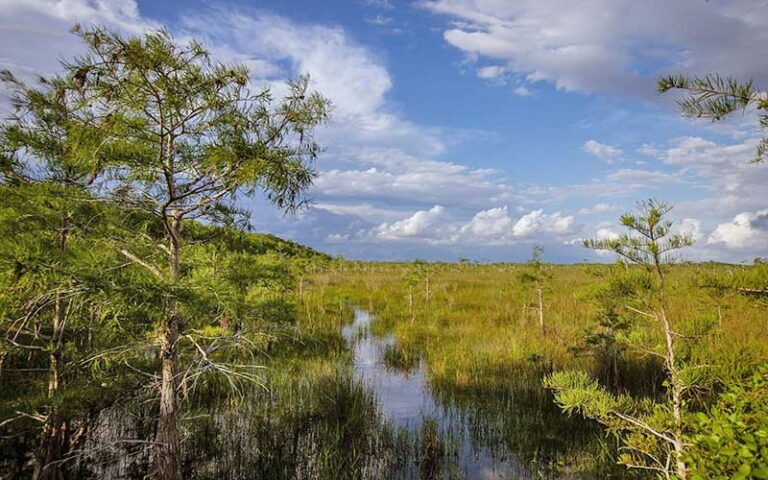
[1,23,767,480]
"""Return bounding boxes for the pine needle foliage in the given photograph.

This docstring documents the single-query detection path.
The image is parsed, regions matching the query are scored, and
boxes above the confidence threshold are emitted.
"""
[658,74,768,163]
[548,200,695,479]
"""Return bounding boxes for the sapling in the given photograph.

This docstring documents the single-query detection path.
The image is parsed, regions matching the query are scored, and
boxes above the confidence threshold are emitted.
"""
[546,199,694,479]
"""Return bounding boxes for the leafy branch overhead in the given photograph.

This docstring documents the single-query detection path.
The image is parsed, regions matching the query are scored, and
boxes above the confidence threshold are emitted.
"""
[658,74,768,163]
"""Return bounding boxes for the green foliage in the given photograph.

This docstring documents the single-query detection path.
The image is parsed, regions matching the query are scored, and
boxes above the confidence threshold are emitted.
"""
[518,244,552,286]
[0,22,332,475]
[658,74,768,163]
[64,24,330,221]
[23,24,334,479]
[545,370,674,475]
[584,199,694,268]
[560,200,699,478]
[303,257,767,478]
[575,266,645,391]
[686,366,768,480]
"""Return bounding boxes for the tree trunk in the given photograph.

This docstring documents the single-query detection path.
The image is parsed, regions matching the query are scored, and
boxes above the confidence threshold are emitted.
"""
[33,216,71,480]
[655,260,687,480]
[425,273,430,303]
[151,215,183,480]
[660,306,688,480]
[32,413,69,480]
[537,285,544,333]
[33,336,69,480]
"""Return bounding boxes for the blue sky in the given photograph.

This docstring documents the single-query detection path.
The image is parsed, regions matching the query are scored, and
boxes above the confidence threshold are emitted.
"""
[2,0,767,262]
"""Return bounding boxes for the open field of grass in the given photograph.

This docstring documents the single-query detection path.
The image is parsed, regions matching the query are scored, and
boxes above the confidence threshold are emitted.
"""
[304,262,768,389]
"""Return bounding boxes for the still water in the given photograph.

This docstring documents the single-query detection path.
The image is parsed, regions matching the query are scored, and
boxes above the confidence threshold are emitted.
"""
[342,308,531,479]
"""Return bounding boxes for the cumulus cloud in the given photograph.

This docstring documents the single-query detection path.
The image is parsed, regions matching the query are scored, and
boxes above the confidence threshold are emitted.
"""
[583,140,623,163]
[660,136,768,222]
[678,218,703,242]
[370,205,453,242]
[460,206,515,242]
[422,0,768,96]
[595,227,620,241]
[708,210,768,250]
[365,206,576,245]
[511,209,574,237]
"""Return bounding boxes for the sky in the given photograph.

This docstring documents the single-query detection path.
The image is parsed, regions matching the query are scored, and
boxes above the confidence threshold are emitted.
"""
[1,0,767,263]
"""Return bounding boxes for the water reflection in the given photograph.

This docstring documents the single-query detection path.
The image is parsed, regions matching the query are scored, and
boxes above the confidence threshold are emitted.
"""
[4,308,621,479]
[343,309,532,479]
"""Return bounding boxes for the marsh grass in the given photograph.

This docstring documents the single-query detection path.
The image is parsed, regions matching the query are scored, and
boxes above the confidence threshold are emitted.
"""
[9,261,763,479]
[299,261,768,477]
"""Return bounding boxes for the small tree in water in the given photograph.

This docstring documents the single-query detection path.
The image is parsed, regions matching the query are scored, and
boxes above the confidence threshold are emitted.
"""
[545,199,694,479]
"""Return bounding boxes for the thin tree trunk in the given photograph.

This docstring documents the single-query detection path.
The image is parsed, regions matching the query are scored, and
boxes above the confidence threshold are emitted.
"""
[33,315,68,480]
[654,260,687,480]
[660,305,687,480]
[33,413,69,480]
[151,215,183,480]
[612,350,621,393]
[537,285,544,333]
[33,216,70,480]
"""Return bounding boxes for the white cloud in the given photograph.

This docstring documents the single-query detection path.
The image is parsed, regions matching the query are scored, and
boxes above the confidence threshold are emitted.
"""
[708,210,768,250]
[595,227,620,241]
[0,0,159,114]
[512,209,574,237]
[477,65,507,80]
[512,85,532,97]
[578,203,617,215]
[314,147,519,209]
[364,206,577,245]
[371,205,453,242]
[326,233,350,243]
[422,0,768,96]
[460,206,515,242]
[361,0,394,9]
[583,140,623,163]
[604,168,684,188]
[678,218,702,242]
[660,136,768,218]
[365,15,393,26]
[181,11,392,119]
[638,143,660,158]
